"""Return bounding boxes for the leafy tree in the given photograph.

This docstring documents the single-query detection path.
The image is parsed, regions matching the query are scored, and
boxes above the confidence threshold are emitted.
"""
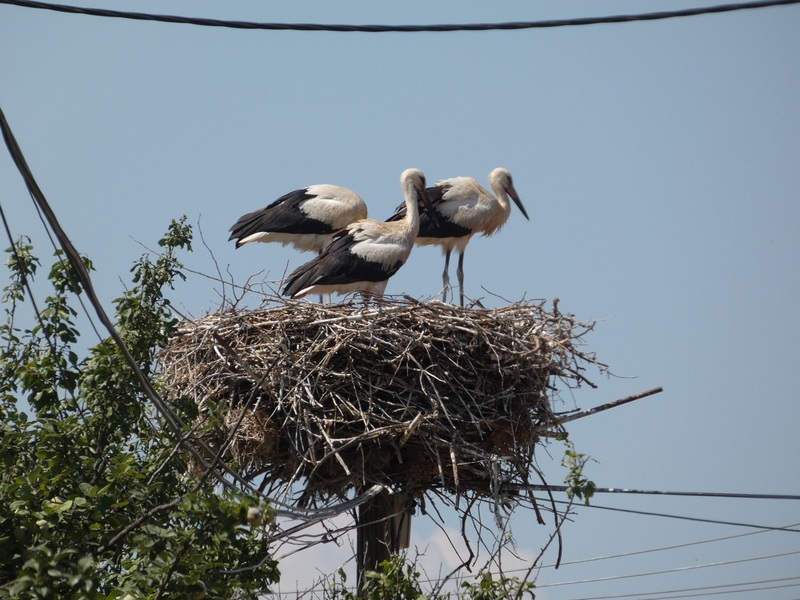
[0,219,278,599]
[324,556,535,600]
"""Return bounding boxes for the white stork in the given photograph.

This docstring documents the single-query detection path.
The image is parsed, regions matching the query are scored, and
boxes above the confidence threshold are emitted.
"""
[228,184,368,254]
[388,167,529,306]
[282,168,437,300]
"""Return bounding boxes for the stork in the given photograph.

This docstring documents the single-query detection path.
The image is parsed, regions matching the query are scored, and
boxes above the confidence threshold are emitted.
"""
[282,168,437,300]
[387,167,529,306]
[228,184,368,254]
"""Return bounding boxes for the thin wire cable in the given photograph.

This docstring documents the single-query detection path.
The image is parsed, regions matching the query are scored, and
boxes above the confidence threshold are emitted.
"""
[508,484,800,501]
[655,583,800,599]
[549,498,800,534]
[1,0,799,32]
[262,490,800,591]
[536,548,800,588]
[407,521,800,586]
[568,575,800,600]
[429,526,800,592]
[539,521,800,569]
[559,499,800,532]
[263,556,800,597]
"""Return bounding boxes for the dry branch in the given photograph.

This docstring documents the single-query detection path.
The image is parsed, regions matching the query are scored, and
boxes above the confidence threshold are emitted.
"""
[158,297,605,509]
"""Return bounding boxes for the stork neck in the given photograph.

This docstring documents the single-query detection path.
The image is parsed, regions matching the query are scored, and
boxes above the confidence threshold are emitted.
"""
[402,184,420,235]
[492,184,512,217]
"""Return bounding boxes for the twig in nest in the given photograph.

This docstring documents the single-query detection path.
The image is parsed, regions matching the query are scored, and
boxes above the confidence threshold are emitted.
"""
[160,296,605,506]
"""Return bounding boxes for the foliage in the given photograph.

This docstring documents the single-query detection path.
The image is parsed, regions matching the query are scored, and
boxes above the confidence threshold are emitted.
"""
[0,219,278,599]
[458,570,535,600]
[326,557,425,600]
[562,440,596,506]
[324,555,535,600]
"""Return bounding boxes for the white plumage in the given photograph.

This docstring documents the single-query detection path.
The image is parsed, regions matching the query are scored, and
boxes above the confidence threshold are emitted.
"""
[229,184,368,254]
[282,168,436,300]
[388,167,529,306]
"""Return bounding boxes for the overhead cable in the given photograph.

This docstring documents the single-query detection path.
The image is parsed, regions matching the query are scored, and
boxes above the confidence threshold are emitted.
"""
[510,484,800,501]
[1,0,799,33]
[542,522,800,569]
[557,499,800,533]
[536,548,800,588]
[566,575,800,600]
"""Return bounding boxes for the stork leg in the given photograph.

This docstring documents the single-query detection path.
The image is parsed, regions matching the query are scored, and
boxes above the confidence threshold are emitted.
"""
[442,250,452,302]
[317,250,326,304]
[457,251,465,307]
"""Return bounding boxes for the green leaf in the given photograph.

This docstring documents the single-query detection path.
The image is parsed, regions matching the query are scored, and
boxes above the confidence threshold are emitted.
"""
[0,224,278,596]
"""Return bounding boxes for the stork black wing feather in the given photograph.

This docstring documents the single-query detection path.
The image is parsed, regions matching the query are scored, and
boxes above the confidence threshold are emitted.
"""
[229,189,335,245]
[386,184,470,238]
[282,230,401,297]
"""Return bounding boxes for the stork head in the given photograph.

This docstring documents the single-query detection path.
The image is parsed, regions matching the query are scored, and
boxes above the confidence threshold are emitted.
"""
[490,167,529,220]
[401,168,426,190]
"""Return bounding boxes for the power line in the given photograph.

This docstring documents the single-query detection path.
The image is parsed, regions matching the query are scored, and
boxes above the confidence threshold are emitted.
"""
[568,576,800,600]
[495,485,800,531]
[542,522,800,569]
[422,522,800,584]
[648,583,800,600]
[268,549,800,596]
[433,522,800,583]
[550,498,800,533]
[536,548,800,588]
[1,0,799,33]
[508,484,800,501]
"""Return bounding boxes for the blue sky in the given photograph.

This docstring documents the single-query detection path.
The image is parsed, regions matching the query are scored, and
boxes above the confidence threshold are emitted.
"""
[2,1,799,597]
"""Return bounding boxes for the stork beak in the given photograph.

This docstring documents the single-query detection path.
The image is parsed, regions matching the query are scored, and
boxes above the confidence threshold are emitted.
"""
[419,186,441,228]
[508,186,529,220]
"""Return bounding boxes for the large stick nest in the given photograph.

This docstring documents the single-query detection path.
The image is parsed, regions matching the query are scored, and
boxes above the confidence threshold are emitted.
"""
[159,297,601,505]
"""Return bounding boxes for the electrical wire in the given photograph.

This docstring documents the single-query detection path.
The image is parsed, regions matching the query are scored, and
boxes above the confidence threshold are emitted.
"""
[263,546,800,597]
[506,484,800,501]
[390,519,800,592]
[413,521,800,583]
[539,522,800,569]
[536,548,800,588]
[567,575,800,600]
[647,582,800,599]
[558,499,800,533]
[1,0,799,33]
